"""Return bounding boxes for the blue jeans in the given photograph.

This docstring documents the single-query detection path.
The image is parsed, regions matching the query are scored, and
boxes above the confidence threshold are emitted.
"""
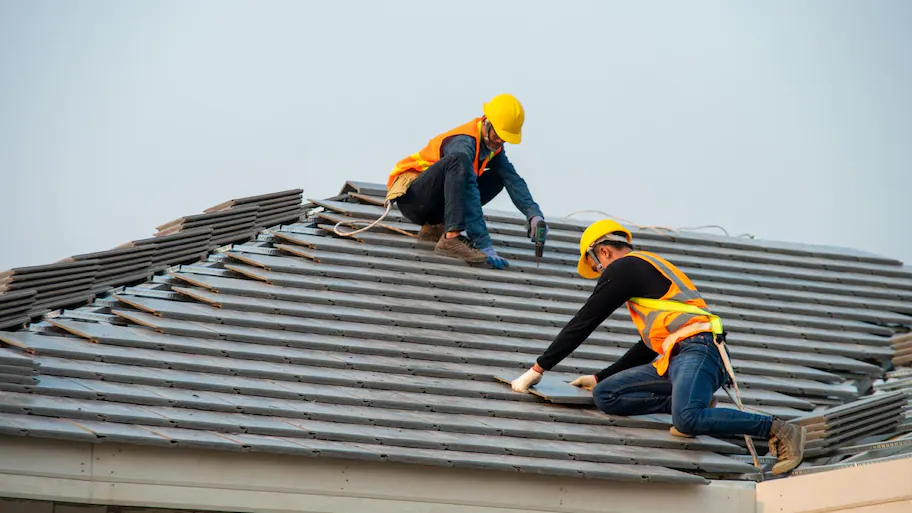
[396,135,543,250]
[592,333,773,438]
[396,154,504,238]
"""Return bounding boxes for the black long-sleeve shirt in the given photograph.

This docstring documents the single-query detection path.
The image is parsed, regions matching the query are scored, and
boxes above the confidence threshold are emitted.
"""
[536,254,673,382]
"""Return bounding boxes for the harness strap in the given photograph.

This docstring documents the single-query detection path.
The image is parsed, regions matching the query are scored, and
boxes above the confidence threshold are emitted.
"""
[629,297,764,476]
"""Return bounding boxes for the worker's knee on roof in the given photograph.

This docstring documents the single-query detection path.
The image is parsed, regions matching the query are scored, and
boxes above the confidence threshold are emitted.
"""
[592,381,625,415]
[672,406,707,436]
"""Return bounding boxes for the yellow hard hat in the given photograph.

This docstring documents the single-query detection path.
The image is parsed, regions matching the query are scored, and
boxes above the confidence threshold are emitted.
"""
[483,94,524,144]
[577,219,633,279]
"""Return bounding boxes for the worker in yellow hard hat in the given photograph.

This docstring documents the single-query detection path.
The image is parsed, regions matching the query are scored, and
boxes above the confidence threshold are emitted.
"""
[385,94,547,269]
[510,219,807,475]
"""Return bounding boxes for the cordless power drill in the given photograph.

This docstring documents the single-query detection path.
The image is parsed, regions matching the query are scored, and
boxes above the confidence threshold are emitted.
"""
[529,219,548,267]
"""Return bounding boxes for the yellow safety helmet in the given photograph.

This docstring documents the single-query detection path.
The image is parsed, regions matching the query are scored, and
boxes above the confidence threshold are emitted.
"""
[577,219,633,279]
[483,94,524,144]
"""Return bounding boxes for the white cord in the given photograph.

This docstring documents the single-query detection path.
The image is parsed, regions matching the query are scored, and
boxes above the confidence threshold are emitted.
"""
[566,211,756,239]
[565,210,675,235]
[330,202,416,238]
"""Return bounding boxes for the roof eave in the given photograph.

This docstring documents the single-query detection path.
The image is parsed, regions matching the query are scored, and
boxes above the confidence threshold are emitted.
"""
[0,436,755,513]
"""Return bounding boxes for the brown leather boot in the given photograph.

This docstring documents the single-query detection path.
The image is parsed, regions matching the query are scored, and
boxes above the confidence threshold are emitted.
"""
[434,234,488,263]
[418,223,445,242]
[768,418,806,475]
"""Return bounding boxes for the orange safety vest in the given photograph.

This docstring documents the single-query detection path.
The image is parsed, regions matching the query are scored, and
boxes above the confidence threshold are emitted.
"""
[387,118,501,189]
[625,251,715,376]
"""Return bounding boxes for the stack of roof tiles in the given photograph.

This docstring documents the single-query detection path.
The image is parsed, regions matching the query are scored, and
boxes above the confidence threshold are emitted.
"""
[0,261,100,321]
[0,290,36,330]
[872,333,912,433]
[155,189,304,249]
[0,346,39,392]
[891,333,912,368]
[0,190,305,333]
[792,391,910,458]
[121,228,213,269]
[0,180,909,483]
[873,368,912,434]
[66,246,157,294]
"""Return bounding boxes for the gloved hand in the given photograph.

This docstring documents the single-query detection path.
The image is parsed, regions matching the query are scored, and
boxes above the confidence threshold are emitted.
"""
[511,365,543,392]
[528,215,548,243]
[481,246,510,270]
[570,375,597,391]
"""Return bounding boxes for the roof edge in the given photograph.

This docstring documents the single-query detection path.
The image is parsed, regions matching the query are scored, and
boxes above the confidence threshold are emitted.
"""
[0,436,755,513]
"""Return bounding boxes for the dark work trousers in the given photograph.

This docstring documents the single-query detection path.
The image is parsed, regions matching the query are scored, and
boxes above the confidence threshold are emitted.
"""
[395,154,504,233]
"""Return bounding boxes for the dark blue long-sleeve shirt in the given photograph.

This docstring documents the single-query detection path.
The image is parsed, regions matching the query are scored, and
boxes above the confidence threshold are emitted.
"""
[439,135,543,249]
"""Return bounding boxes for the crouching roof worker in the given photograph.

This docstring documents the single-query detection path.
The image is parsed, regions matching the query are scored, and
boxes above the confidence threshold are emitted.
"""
[510,219,807,475]
[385,93,547,270]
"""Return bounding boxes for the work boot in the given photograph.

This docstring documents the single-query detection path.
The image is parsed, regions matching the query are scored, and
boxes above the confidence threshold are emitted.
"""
[669,397,717,438]
[768,418,806,475]
[435,234,488,264]
[418,223,445,242]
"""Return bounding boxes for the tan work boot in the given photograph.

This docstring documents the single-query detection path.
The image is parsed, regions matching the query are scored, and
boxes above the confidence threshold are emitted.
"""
[418,223,445,242]
[669,397,717,438]
[434,234,488,263]
[768,418,806,475]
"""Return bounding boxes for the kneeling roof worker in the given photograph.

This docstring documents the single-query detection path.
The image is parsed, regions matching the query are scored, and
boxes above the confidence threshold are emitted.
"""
[385,94,548,270]
[510,219,807,476]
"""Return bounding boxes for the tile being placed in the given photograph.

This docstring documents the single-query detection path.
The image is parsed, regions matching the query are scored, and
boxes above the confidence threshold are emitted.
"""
[493,374,593,405]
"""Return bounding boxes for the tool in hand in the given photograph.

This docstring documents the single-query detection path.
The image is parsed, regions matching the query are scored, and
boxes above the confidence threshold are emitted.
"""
[528,217,548,267]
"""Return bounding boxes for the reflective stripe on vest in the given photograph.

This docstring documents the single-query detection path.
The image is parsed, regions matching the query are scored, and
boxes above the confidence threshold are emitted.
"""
[624,251,716,375]
[388,118,500,188]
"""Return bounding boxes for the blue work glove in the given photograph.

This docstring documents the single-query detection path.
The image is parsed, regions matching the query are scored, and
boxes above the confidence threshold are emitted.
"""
[480,246,510,270]
[529,215,548,243]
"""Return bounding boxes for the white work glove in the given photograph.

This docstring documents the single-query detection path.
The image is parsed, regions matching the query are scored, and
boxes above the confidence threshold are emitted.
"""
[570,375,597,391]
[511,366,543,392]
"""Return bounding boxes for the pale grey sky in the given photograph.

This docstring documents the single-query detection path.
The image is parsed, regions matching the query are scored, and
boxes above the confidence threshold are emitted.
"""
[1,0,910,270]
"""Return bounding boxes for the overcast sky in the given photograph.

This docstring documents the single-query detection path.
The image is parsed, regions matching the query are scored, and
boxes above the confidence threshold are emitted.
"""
[1,0,909,271]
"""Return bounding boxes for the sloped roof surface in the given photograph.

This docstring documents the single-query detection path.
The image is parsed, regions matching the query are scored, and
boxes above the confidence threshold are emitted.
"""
[0,181,909,483]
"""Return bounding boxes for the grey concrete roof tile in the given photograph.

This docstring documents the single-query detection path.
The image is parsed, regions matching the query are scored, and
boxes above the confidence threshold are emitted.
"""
[0,392,166,424]
[0,373,39,385]
[180,265,894,338]
[366,442,707,484]
[39,306,849,406]
[310,224,912,313]
[313,209,912,301]
[317,191,899,265]
[222,254,893,354]
[5,183,911,483]
[0,315,31,330]
[0,346,36,367]
[290,222,912,298]
[0,364,37,376]
[111,309,223,338]
[143,300,874,382]
[493,374,592,405]
[0,413,100,442]
[27,375,97,399]
[204,189,302,213]
[173,271,886,374]
[140,424,247,450]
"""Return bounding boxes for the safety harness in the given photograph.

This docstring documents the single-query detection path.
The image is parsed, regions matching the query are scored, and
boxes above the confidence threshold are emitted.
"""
[627,297,764,476]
